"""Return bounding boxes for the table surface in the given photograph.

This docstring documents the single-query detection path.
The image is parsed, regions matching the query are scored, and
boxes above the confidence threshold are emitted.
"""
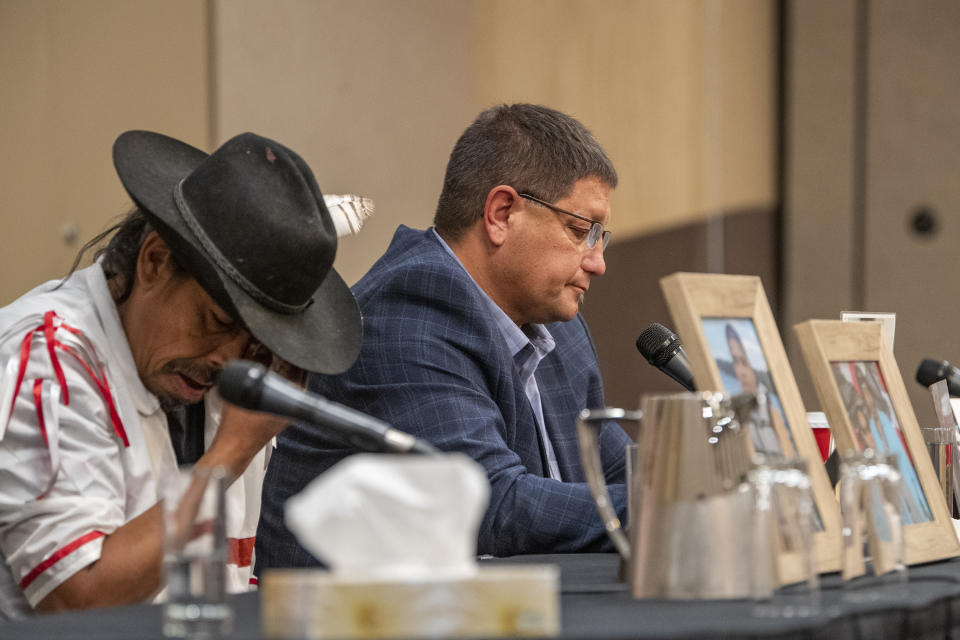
[5,553,960,639]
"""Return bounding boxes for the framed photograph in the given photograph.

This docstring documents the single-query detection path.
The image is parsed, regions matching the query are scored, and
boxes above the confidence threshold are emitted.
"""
[661,273,843,581]
[795,320,960,565]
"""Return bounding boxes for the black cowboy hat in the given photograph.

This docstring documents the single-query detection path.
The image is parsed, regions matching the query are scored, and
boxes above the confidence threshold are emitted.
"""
[112,130,361,374]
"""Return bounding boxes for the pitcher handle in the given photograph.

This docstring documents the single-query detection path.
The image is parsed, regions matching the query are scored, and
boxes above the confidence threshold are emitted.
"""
[576,407,642,559]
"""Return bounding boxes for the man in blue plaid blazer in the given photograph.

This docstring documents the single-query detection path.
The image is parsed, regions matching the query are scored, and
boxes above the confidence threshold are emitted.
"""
[256,104,630,566]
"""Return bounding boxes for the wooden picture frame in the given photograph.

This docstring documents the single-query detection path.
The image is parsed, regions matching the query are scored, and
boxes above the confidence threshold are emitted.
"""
[661,273,843,581]
[795,319,960,566]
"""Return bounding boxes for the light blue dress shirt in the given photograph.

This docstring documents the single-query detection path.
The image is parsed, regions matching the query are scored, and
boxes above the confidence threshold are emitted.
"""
[432,229,562,480]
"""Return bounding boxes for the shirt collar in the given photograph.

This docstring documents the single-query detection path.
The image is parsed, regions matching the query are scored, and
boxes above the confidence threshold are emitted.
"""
[431,228,555,359]
[81,263,161,415]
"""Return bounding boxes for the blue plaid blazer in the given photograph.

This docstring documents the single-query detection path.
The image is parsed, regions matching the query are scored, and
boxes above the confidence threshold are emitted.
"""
[256,226,629,569]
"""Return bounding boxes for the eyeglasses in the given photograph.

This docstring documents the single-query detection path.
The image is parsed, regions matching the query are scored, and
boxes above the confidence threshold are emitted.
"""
[518,193,611,251]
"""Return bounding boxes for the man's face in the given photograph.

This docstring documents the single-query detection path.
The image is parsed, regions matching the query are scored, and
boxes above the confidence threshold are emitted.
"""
[122,235,251,411]
[728,337,757,394]
[498,176,611,326]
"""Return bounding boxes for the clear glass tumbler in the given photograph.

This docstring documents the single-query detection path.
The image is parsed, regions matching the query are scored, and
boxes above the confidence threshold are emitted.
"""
[748,457,820,617]
[838,450,907,601]
[162,465,233,639]
[919,425,954,515]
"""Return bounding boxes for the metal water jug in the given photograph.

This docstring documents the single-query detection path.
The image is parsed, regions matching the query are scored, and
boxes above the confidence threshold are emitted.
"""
[577,392,759,599]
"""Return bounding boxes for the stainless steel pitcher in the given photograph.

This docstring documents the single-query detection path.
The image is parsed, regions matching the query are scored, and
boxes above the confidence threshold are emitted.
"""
[577,392,760,599]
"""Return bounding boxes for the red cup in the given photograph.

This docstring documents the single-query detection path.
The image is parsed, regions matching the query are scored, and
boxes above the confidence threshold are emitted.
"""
[807,412,833,462]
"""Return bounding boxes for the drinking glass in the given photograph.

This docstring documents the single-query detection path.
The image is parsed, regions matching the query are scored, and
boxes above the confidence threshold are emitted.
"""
[748,457,820,617]
[919,426,954,515]
[838,450,907,601]
[162,466,233,639]
[624,442,640,535]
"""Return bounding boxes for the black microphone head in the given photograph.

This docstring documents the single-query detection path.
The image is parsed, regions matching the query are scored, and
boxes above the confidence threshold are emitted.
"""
[916,358,951,387]
[219,359,268,410]
[637,323,682,367]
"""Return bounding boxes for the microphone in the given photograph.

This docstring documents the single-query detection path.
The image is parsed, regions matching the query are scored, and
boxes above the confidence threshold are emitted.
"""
[916,358,960,397]
[219,360,438,455]
[636,323,696,391]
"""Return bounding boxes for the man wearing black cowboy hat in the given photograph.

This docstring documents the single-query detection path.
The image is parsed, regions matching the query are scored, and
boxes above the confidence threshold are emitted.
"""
[0,130,361,619]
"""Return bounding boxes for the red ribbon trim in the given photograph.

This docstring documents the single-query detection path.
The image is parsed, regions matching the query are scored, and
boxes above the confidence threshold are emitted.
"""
[55,342,128,447]
[7,311,129,448]
[31,380,48,447]
[43,311,69,405]
[229,537,256,568]
[18,531,105,591]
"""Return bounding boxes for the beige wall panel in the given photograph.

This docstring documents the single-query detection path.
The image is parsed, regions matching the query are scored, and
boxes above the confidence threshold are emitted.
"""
[213,0,774,280]
[784,0,960,423]
[0,0,209,305]
[863,0,960,426]
[714,0,777,221]
[782,0,857,408]
[475,0,776,240]
[213,0,477,286]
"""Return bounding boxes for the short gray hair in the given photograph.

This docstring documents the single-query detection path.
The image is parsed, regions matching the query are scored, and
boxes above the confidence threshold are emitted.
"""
[434,104,617,241]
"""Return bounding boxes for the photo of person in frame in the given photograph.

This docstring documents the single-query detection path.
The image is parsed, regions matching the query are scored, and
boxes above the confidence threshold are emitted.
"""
[831,361,932,524]
[703,317,824,535]
[702,317,797,458]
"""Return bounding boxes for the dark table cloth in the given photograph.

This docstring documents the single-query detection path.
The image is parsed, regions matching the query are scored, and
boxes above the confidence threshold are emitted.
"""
[6,554,960,639]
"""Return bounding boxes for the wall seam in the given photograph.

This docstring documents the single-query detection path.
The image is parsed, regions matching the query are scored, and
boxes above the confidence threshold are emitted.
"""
[774,0,787,323]
[205,0,219,149]
[852,0,869,310]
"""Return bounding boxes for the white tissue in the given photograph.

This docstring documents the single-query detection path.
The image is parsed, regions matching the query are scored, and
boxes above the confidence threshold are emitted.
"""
[285,453,489,579]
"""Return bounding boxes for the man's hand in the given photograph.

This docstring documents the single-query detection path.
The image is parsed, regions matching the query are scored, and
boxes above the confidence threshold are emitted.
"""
[199,342,306,483]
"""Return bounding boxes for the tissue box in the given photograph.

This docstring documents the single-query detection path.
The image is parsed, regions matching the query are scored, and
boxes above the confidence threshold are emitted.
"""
[261,564,559,639]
